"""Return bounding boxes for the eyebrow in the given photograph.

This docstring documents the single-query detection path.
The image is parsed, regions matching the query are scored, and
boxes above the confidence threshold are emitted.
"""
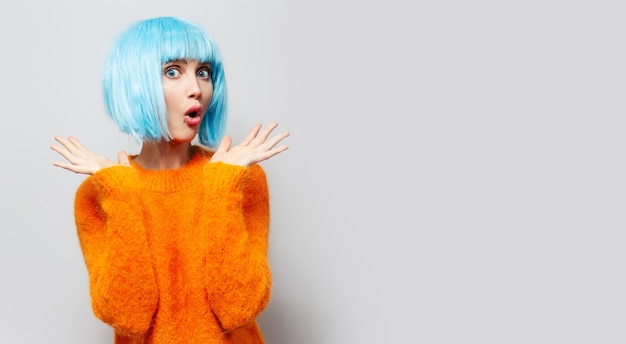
[164,59,211,67]
[165,59,188,64]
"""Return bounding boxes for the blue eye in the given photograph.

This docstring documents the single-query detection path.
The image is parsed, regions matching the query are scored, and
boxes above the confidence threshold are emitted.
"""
[165,68,180,78]
[197,69,211,79]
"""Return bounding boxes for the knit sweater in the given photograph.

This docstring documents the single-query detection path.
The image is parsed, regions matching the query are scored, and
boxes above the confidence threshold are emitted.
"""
[74,146,272,344]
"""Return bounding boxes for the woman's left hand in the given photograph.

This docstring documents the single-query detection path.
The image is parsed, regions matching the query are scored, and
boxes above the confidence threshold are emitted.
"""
[210,122,289,167]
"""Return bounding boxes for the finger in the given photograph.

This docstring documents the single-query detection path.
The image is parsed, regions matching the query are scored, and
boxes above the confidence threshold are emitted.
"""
[240,123,263,146]
[54,136,76,153]
[215,135,232,154]
[50,144,66,156]
[254,145,289,163]
[118,150,130,166]
[52,161,91,175]
[54,135,79,150]
[251,122,279,145]
[261,131,290,150]
[51,144,81,164]
[68,136,88,152]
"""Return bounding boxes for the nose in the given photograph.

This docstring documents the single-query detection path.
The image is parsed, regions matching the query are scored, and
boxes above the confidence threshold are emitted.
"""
[186,75,202,99]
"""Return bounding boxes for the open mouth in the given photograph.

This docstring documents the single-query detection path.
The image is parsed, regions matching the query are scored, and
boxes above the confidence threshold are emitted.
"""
[184,106,203,126]
[185,105,202,117]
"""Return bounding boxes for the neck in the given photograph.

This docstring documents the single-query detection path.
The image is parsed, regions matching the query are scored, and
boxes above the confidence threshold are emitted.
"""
[134,141,194,170]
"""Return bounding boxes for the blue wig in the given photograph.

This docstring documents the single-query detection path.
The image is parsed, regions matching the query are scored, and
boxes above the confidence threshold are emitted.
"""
[102,17,227,147]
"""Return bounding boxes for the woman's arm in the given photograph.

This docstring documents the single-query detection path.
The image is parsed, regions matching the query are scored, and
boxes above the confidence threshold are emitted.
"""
[202,162,272,332]
[201,122,287,331]
[75,168,159,336]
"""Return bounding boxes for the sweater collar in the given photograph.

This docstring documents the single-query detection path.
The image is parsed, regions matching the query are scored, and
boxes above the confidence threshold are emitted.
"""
[127,145,213,193]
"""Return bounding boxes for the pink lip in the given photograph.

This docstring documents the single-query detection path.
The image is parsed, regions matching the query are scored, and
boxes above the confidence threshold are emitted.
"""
[185,105,203,116]
[184,105,203,126]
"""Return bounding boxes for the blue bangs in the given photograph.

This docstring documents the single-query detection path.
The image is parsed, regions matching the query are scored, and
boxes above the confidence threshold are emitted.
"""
[102,17,227,147]
[158,20,217,65]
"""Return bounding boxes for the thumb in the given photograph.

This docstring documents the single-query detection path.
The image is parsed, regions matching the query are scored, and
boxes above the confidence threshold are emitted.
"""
[215,135,232,154]
[118,150,130,166]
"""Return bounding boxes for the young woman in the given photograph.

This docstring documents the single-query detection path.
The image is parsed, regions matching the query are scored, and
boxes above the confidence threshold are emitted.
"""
[51,16,288,343]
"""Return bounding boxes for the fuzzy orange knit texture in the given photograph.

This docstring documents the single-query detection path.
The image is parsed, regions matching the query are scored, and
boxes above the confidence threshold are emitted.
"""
[74,146,272,344]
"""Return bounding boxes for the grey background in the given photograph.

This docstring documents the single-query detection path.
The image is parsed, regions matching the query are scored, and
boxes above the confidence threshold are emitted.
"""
[1,0,624,343]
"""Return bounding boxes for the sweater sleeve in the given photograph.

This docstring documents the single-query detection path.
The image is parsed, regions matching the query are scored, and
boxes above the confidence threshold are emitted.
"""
[74,167,159,336]
[202,162,272,332]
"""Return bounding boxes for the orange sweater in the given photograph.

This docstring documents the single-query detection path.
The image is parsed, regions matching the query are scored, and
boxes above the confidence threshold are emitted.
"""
[74,146,272,344]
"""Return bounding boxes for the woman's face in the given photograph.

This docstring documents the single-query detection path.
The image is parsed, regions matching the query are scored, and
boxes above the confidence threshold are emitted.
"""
[162,59,213,143]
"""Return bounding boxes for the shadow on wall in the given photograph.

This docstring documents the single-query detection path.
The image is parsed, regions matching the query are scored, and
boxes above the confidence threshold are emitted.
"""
[258,294,315,344]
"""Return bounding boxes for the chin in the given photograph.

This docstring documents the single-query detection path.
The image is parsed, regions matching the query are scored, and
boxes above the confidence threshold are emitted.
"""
[169,129,199,143]
[169,135,197,144]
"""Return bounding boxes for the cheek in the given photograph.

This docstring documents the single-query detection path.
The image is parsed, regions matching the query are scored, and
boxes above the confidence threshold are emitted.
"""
[203,84,214,104]
[162,86,176,109]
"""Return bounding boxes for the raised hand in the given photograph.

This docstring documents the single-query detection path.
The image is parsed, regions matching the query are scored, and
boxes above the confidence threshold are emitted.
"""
[210,122,289,167]
[51,136,130,175]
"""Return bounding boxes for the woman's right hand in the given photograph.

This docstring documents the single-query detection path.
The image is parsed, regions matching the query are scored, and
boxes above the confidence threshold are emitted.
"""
[51,136,130,175]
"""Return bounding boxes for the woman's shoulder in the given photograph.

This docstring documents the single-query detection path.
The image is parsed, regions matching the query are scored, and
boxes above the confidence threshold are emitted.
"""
[76,165,141,200]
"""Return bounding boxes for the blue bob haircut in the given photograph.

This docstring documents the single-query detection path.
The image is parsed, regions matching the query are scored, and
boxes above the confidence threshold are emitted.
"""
[102,16,227,147]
